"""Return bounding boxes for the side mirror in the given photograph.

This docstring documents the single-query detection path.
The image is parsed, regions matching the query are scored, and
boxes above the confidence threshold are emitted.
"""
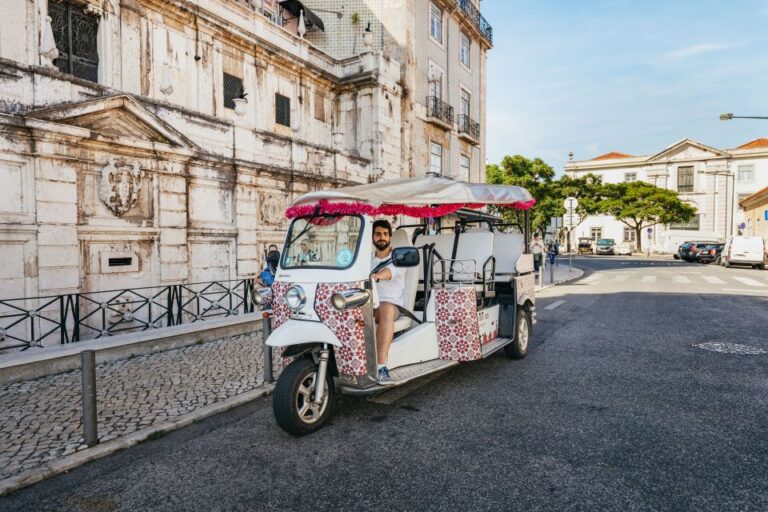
[391,247,420,267]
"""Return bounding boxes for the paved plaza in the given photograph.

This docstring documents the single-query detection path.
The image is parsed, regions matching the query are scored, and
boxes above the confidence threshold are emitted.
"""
[0,331,273,483]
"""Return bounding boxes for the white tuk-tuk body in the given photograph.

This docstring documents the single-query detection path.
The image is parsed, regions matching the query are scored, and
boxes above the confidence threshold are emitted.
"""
[265,177,537,398]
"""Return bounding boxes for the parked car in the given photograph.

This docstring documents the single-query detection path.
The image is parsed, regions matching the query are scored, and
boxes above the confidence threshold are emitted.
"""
[595,238,616,255]
[695,243,725,264]
[722,236,767,269]
[678,241,719,262]
[578,237,593,254]
[615,243,632,255]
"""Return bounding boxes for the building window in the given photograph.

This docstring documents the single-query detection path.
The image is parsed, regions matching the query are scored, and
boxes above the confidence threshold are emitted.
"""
[460,32,471,67]
[677,166,694,193]
[460,154,470,181]
[737,165,754,182]
[223,73,243,110]
[428,71,443,100]
[49,1,99,83]
[623,227,636,243]
[624,172,637,183]
[590,228,603,241]
[275,93,291,127]
[460,89,471,118]
[314,91,325,122]
[430,142,442,175]
[430,3,443,43]
[670,214,700,231]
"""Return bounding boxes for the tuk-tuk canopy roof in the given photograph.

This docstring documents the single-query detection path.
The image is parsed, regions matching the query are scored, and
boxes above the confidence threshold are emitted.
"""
[286,176,535,219]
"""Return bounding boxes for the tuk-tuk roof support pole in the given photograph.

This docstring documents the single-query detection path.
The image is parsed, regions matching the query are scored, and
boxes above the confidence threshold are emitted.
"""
[524,210,531,253]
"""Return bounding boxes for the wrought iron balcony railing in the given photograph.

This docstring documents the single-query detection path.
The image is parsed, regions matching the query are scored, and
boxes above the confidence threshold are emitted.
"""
[457,114,481,141]
[426,96,455,127]
[457,0,493,45]
[0,279,258,351]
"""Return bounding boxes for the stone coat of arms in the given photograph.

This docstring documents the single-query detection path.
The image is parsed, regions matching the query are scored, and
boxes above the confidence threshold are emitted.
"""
[99,159,142,216]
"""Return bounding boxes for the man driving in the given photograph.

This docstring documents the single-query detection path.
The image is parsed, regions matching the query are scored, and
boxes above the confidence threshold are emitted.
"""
[370,219,405,383]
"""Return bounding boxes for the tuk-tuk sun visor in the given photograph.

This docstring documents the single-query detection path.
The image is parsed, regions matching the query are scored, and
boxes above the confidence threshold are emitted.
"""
[286,199,536,219]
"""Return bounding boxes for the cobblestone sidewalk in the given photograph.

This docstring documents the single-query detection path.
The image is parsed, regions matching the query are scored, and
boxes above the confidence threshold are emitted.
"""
[0,333,277,482]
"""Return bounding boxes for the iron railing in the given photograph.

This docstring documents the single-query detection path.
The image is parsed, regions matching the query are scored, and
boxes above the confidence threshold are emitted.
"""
[457,114,481,141]
[457,0,493,45]
[0,279,257,351]
[426,96,455,126]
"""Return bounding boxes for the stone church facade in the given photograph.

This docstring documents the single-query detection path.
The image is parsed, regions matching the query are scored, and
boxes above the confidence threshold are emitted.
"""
[0,0,492,348]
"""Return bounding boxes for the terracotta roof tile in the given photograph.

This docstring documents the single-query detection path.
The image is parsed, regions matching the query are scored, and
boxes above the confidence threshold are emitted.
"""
[736,137,768,149]
[591,151,634,161]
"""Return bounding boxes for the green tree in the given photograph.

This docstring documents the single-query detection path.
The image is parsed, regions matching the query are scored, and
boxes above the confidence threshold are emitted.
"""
[599,181,697,251]
[487,155,604,239]
[486,155,555,233]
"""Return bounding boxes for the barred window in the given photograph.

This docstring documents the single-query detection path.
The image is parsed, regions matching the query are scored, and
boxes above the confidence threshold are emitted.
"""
[276,93,291,127]
[677,166,694,193]
[49,1,99,83]
[223,73,243,110]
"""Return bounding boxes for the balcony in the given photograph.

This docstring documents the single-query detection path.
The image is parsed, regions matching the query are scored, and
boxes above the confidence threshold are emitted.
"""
[426,96,455,130]
[457,114,480,143]
[457,0,493,46]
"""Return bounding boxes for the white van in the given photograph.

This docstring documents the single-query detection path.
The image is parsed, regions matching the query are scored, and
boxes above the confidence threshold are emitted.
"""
[722,236,767,269]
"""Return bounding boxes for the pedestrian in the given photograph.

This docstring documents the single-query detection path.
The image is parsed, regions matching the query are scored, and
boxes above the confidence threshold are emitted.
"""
[547,241,556,266]
[554,239,560,266]
[531,233,545,274]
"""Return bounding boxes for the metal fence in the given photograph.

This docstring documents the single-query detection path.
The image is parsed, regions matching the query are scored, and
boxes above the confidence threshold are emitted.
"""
[0,279,257,351]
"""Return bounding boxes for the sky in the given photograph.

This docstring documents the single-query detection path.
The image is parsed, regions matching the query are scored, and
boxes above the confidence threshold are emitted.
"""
[483,0,768,174]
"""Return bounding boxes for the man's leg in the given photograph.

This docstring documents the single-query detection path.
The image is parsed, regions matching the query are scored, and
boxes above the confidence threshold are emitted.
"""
[374,302,398,366]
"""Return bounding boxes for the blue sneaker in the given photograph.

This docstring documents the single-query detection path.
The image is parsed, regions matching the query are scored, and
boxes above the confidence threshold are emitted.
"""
[377,366,392,383]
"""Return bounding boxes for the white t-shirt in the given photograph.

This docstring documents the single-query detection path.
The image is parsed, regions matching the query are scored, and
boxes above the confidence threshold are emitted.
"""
[371,254,405,307]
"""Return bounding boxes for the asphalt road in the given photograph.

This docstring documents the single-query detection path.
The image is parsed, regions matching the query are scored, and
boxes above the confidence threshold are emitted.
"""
[4,256,768,511]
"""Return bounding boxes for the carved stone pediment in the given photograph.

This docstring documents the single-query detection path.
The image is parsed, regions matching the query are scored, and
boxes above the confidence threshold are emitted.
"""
[25,94,198,149]
[646,138,730,163]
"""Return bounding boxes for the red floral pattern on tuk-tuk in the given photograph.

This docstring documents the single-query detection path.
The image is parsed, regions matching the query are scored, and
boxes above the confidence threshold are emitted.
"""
[435,287,482,361]
[314,282,367,376]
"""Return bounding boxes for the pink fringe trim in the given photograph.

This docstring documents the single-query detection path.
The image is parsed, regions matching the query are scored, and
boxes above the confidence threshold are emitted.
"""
[285,199,537,219]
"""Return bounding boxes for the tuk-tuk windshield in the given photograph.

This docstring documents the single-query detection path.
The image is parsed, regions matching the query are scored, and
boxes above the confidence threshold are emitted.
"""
[282,215,363,269]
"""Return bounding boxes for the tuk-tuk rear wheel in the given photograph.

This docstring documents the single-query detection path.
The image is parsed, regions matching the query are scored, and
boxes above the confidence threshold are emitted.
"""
[273,357,335,436]
[504,308,530,360]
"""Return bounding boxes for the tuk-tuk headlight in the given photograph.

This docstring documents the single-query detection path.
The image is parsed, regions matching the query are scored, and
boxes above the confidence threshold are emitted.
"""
[251,287,272,307]
[285,285,306,311]
[331,289,370,311]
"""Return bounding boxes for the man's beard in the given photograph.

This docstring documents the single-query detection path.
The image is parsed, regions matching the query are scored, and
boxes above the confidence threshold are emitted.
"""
[374,240,390,251]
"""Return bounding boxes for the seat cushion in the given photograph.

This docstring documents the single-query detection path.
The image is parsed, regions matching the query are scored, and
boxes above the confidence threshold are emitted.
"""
[393,316,412,334]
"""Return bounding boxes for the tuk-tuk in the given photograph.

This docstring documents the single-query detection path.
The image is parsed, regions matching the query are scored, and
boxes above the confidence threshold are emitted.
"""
[578,237,593,254]
[255,176,537,435]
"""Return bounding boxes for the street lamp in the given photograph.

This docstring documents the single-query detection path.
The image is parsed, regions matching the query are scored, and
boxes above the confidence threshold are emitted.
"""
[719,113,768,121]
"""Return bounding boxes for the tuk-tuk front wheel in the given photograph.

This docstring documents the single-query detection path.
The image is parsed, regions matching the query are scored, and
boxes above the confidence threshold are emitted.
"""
[504,309,530,360]
[273,357,335,436]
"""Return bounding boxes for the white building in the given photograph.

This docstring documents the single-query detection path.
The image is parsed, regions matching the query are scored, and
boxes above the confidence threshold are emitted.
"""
[0,0,492,349]
[564,138,768,253]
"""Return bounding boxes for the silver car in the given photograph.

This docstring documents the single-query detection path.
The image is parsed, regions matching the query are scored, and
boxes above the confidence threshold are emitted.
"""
[595,238,616,255]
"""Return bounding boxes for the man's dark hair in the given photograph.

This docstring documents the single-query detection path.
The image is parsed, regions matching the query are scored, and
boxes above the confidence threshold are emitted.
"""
[372,219,392,236]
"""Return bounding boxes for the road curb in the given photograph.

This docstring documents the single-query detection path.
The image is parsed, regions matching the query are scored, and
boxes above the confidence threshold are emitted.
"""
[535,267,585,291]
[0,383,275,497]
